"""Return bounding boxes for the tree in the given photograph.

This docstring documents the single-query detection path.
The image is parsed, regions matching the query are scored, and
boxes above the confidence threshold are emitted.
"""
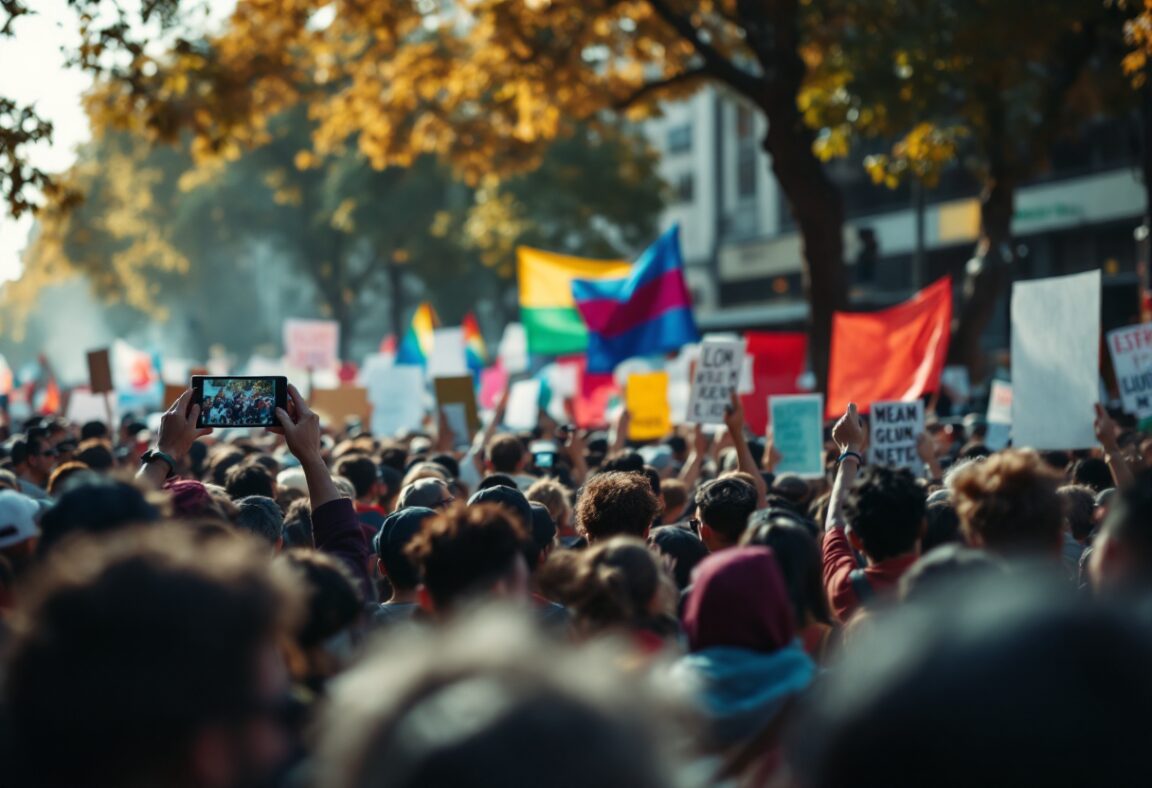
[802,0,1129,377]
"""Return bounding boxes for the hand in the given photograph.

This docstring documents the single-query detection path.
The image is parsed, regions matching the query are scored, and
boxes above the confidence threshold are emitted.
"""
[832,403,866,454]
[156,389,211,460]
[723,392,745,437]
[274,384,322,463]
[1095,403,1120,452]
[916,432,937,464]
[692,423,708,456]
[765,427,783,471]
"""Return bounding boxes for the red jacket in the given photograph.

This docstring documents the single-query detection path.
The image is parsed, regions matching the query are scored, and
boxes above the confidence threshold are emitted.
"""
[822,527,917,623]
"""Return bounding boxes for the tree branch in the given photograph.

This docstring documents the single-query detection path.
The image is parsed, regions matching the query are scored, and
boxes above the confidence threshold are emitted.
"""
[611,67,708,110]
[642,0,760,98]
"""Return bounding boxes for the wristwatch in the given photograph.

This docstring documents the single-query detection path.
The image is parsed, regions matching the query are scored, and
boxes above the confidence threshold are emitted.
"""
[140,449,177,479]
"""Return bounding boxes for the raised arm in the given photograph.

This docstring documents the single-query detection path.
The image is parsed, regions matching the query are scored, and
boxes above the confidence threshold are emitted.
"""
[137,389,211,487]
[679,424,708,489]
[723,393,767,510]
[1095,404,1134,490]
[827,403,866,531]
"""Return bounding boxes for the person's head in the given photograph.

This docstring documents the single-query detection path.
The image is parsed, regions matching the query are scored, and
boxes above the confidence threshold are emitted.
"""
[46,461,92,497]
[379,465,403,511]
[80,420,108,441]
[277,548,362,684]
[694,477,758,552]
[376,507,438,594]
[787,577,1152,788]
[742,511,831,627]
[647,526,710,591]
[952,450,1063,556]
[235,495,285,550]
[1089,471,1152,592]
[682,546,798,654]
[539,536,676,639]
[1058,484,1097,544]
[486,434,526,474]
[282,498,314,549]
[208,448,247,488]
[335,455,383,504]
[75,438,115,472]
[167,479,229,521]
[428,453,460,481]
[400,462,450,489]
[526,478,573,532]
[225,460,276,501]
[897,544,1007,604]
[0,489,41,568]
[527,503,557,572]
[478,473,518,491]
[575,472,660,544]
[9,431,56,484]
[311,610,676,788]
[844,466,926,562]
[1071,457,1112,494]
[406,503,531,615]
[38,478,161,554]
[922,501,963,553]
[398,478,454,511]
[659,478,690,525]
[4,526,301,787]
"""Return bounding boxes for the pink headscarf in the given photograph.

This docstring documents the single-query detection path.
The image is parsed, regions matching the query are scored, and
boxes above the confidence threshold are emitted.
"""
[165,479,219,519]
[682,546,796,653]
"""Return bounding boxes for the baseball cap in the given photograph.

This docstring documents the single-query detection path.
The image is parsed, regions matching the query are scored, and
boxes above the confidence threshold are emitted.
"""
[0,490,40,549]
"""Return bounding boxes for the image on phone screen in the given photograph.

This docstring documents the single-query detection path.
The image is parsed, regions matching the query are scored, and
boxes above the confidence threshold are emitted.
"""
[194,376,287,428]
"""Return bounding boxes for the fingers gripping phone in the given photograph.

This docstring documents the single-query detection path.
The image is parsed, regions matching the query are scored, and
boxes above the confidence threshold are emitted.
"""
[192,376,288,429]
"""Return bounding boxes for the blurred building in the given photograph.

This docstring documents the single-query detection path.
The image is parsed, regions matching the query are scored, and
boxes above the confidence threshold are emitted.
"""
[643,87,1146,355]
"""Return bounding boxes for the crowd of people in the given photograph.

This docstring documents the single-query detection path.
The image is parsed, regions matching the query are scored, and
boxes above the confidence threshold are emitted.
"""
[0,381,1150,787]
[202,382,277,427]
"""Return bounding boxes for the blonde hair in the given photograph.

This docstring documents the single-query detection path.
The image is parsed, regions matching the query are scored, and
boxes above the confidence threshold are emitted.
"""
[526,478,572,528]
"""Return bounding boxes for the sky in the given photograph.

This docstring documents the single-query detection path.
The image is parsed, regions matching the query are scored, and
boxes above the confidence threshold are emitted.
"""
[0,0,235,282]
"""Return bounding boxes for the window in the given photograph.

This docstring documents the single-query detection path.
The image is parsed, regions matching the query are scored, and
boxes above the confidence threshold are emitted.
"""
[674,173,695,204]
[667,124,692,154]
[737,146,757,198]
[737,105,755,141]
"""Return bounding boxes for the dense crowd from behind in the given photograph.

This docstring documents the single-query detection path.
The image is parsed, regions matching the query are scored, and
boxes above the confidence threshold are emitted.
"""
[1,383,1151,787]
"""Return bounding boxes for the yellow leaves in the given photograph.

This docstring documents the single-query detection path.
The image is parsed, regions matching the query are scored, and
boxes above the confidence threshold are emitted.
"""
[330,198,357,232]
[864,124,967,189]
[294,150,318,170]
[813,127,851,161]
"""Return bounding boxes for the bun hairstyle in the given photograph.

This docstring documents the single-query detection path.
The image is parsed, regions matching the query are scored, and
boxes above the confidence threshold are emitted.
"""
[539,536,676,638]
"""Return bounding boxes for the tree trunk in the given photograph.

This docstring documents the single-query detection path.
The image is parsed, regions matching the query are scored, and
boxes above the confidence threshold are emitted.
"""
[760,99,849,394]
[949,170,1016,382]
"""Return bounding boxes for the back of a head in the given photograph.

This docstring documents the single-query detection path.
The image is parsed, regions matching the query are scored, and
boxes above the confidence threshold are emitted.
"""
[224,460,276,501]
[1058,484,1097,543]
[208,448,245,487]
[575,471,659,543]
[38,479,161,553]
[75,439,115,472]
[406,504,529,611]
[898,544,1006,603]
[279,549,362,649]
[845,466,926,561]
[4,526,297,787]
[313,612,674,788]
[478,473,519,491]
[788,576,1152,787]
[742,512,830,626]
[951,449,1063,555]
[659,478,689,522]
[335,455,380,499]
[235,495,284,545]
[487,434,525,474]
[695,477,758,544]
[398,478,451,510]
[599,451,645,475]
[683,546,795,654]
[527,503,557,571]
[468,485,532,532]
[922,501,962,553]
[377,507,437,592]
[648,526,709,590]
[80,420,108,441]
[526,478,572,524]
[1072,457,1113,494]
[283,498,315,548]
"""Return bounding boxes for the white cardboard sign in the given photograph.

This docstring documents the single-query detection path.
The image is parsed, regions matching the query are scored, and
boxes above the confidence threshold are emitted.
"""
[686,339,745,424]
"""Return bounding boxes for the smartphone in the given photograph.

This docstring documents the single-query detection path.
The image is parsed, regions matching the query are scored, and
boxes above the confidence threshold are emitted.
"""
[192,376,287,429]
[530,439,557,471]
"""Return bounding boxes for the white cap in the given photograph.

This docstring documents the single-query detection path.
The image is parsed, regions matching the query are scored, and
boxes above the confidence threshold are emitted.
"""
[276,467,309,494]
[0,490,40,549]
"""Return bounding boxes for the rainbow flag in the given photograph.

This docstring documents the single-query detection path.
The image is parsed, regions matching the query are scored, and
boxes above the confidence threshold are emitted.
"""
[462,312,488,372]
[572,226,699,373]
[396,302,440,366]
[517,247,631,356]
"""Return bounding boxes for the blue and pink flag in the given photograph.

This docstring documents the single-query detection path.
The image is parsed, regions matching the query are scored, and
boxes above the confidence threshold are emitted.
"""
[571,225,699,373]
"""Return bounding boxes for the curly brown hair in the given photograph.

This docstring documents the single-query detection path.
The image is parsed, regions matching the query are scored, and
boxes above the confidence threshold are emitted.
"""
[952,450,1063,554]
[575,472,660,543]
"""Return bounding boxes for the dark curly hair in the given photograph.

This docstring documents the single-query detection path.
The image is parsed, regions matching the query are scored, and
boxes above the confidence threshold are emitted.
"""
[844,466,925,561]
[406,503,529,610]
[695,477,758,543]
[575,472,660,543]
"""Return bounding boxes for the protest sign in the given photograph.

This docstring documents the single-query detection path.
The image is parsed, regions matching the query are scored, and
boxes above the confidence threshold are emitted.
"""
[367,365,425,436]
[86,349,113,394]
[626,371,671,441]
[162,384,185,410]
[769,395,825,478]
[479,364,509,410]
[310,387,371,427]
[986,380,1013,451]
[686,339,745,424]
[1107,323,1152,424]
[429,328,468,378]
[1011,271,1100,449]
[498,323,529,374]
[283,319,340,370]
[869,400,925,474]
[434,376,480,436]
[67,388,114,425]
[505,379,542,431]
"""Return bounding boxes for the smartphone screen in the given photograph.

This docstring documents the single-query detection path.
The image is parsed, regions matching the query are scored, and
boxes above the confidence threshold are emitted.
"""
[533,451,556,469]
[193,376,287,429]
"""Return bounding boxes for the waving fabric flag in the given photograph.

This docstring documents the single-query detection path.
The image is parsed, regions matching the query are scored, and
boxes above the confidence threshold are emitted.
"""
[571,226,699,373]
[517,247,631,356]
[462,312,488,372]
[826,276,953,418]
[396,303,440,366]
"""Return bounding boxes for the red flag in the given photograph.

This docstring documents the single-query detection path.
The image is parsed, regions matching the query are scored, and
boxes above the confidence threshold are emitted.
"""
[741,332,809,435]
[826,277,952,419]
[566,355,619,428]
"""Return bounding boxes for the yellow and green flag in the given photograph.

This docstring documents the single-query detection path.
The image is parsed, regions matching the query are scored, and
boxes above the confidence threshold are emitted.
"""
[516,247,631,356]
